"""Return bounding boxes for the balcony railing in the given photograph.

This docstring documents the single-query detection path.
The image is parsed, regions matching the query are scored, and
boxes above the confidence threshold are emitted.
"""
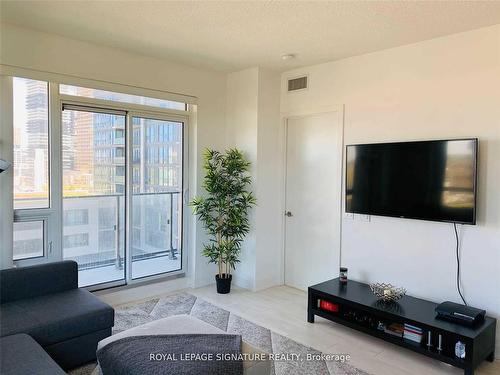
[63,191,181,273]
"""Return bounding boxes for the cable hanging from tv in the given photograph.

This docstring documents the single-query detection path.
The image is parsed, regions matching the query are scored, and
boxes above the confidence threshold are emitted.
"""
[454,223,467,306]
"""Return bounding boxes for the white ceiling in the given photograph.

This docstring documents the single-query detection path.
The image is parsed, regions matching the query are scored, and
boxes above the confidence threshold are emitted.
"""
[2,1,500,72]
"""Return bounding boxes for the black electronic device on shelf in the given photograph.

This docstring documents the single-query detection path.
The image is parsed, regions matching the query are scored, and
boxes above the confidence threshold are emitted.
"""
[436,301,486,327]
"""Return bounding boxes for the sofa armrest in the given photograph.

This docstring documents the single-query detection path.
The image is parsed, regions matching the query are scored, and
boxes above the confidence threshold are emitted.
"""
[1,260,78,303]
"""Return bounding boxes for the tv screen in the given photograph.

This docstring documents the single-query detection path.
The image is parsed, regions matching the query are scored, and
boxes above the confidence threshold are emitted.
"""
[346,139,477,224]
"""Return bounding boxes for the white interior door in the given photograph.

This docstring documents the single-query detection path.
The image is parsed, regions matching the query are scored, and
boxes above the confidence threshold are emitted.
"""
[284,111,342,290]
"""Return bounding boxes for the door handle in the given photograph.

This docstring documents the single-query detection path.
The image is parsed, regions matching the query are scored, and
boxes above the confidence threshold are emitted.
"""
[285,211,293,217]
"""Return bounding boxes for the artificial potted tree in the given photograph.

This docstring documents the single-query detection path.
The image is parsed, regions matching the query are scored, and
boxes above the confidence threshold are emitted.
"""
[190,148,256,294]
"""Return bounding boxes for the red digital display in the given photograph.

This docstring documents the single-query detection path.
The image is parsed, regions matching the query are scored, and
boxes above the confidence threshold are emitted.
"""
[319,300,339,313]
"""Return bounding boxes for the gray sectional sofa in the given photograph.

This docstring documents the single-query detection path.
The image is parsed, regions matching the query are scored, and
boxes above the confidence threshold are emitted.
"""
[0,333,67,375]
[0,261,114,373]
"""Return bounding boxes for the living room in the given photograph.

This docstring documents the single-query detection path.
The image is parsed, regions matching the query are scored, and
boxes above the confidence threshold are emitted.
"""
[0,1,499,375]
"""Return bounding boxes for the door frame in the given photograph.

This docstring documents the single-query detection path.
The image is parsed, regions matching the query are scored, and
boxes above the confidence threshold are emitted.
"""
[280,105,345,286]
[57,97,189,291]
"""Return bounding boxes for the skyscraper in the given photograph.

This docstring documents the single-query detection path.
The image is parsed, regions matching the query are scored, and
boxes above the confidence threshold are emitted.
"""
[12,78,49,209]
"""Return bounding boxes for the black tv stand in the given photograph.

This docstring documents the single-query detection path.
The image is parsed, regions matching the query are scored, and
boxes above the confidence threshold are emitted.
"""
[308,278,496,375]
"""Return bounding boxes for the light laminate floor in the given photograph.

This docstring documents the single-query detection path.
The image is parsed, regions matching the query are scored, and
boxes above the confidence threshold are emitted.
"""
[186,285,498,375]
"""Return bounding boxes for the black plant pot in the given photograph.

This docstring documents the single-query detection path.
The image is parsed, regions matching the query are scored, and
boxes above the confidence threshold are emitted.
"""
[215,274,232,294]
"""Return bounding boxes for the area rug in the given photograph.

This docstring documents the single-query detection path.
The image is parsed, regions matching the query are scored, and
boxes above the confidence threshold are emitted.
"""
[69,292,371,375]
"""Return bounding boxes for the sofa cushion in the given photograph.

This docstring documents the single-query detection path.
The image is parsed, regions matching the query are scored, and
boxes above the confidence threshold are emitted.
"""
[0,288,114,346]
[0,260,78,303]
[0,333,66,375]
[98,314,270,373]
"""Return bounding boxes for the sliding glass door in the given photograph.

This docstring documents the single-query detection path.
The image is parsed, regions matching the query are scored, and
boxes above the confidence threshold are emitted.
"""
[62,106,126,287]
[130,116,183,279]
[61,107,184,287]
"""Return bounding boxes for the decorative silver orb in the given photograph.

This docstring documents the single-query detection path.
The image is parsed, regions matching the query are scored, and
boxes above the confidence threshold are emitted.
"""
[370,283,406,302]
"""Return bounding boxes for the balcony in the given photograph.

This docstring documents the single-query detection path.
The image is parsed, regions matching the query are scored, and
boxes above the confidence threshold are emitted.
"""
[63,192,182,287]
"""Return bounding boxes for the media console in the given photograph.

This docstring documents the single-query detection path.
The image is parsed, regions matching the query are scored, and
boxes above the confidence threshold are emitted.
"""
[308,278,496,375]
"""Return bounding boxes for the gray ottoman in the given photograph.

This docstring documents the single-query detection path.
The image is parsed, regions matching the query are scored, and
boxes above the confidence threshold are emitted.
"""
[95,314,271,375]
[0,334,66,375]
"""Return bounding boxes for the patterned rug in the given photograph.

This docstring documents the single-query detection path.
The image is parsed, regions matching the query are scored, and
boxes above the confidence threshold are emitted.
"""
[69,293,370,375]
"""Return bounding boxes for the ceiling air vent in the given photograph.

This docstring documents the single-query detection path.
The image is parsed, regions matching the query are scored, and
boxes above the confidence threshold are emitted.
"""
[287,76,308,92]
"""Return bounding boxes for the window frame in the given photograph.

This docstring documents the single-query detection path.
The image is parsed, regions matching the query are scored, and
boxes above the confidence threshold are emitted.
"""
[3,68,193,290]
[59,84,187,111]
[12,80,60,267]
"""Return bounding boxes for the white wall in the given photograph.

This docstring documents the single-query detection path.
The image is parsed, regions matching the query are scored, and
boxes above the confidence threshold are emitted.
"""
[281,24,500,356]
[226,67,259,289]
[255,68,283,290]
[0,22,227,287]
[226,67,282,290]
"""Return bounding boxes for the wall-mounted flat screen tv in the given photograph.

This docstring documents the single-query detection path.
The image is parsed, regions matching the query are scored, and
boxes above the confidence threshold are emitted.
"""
[345,139,477,224]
